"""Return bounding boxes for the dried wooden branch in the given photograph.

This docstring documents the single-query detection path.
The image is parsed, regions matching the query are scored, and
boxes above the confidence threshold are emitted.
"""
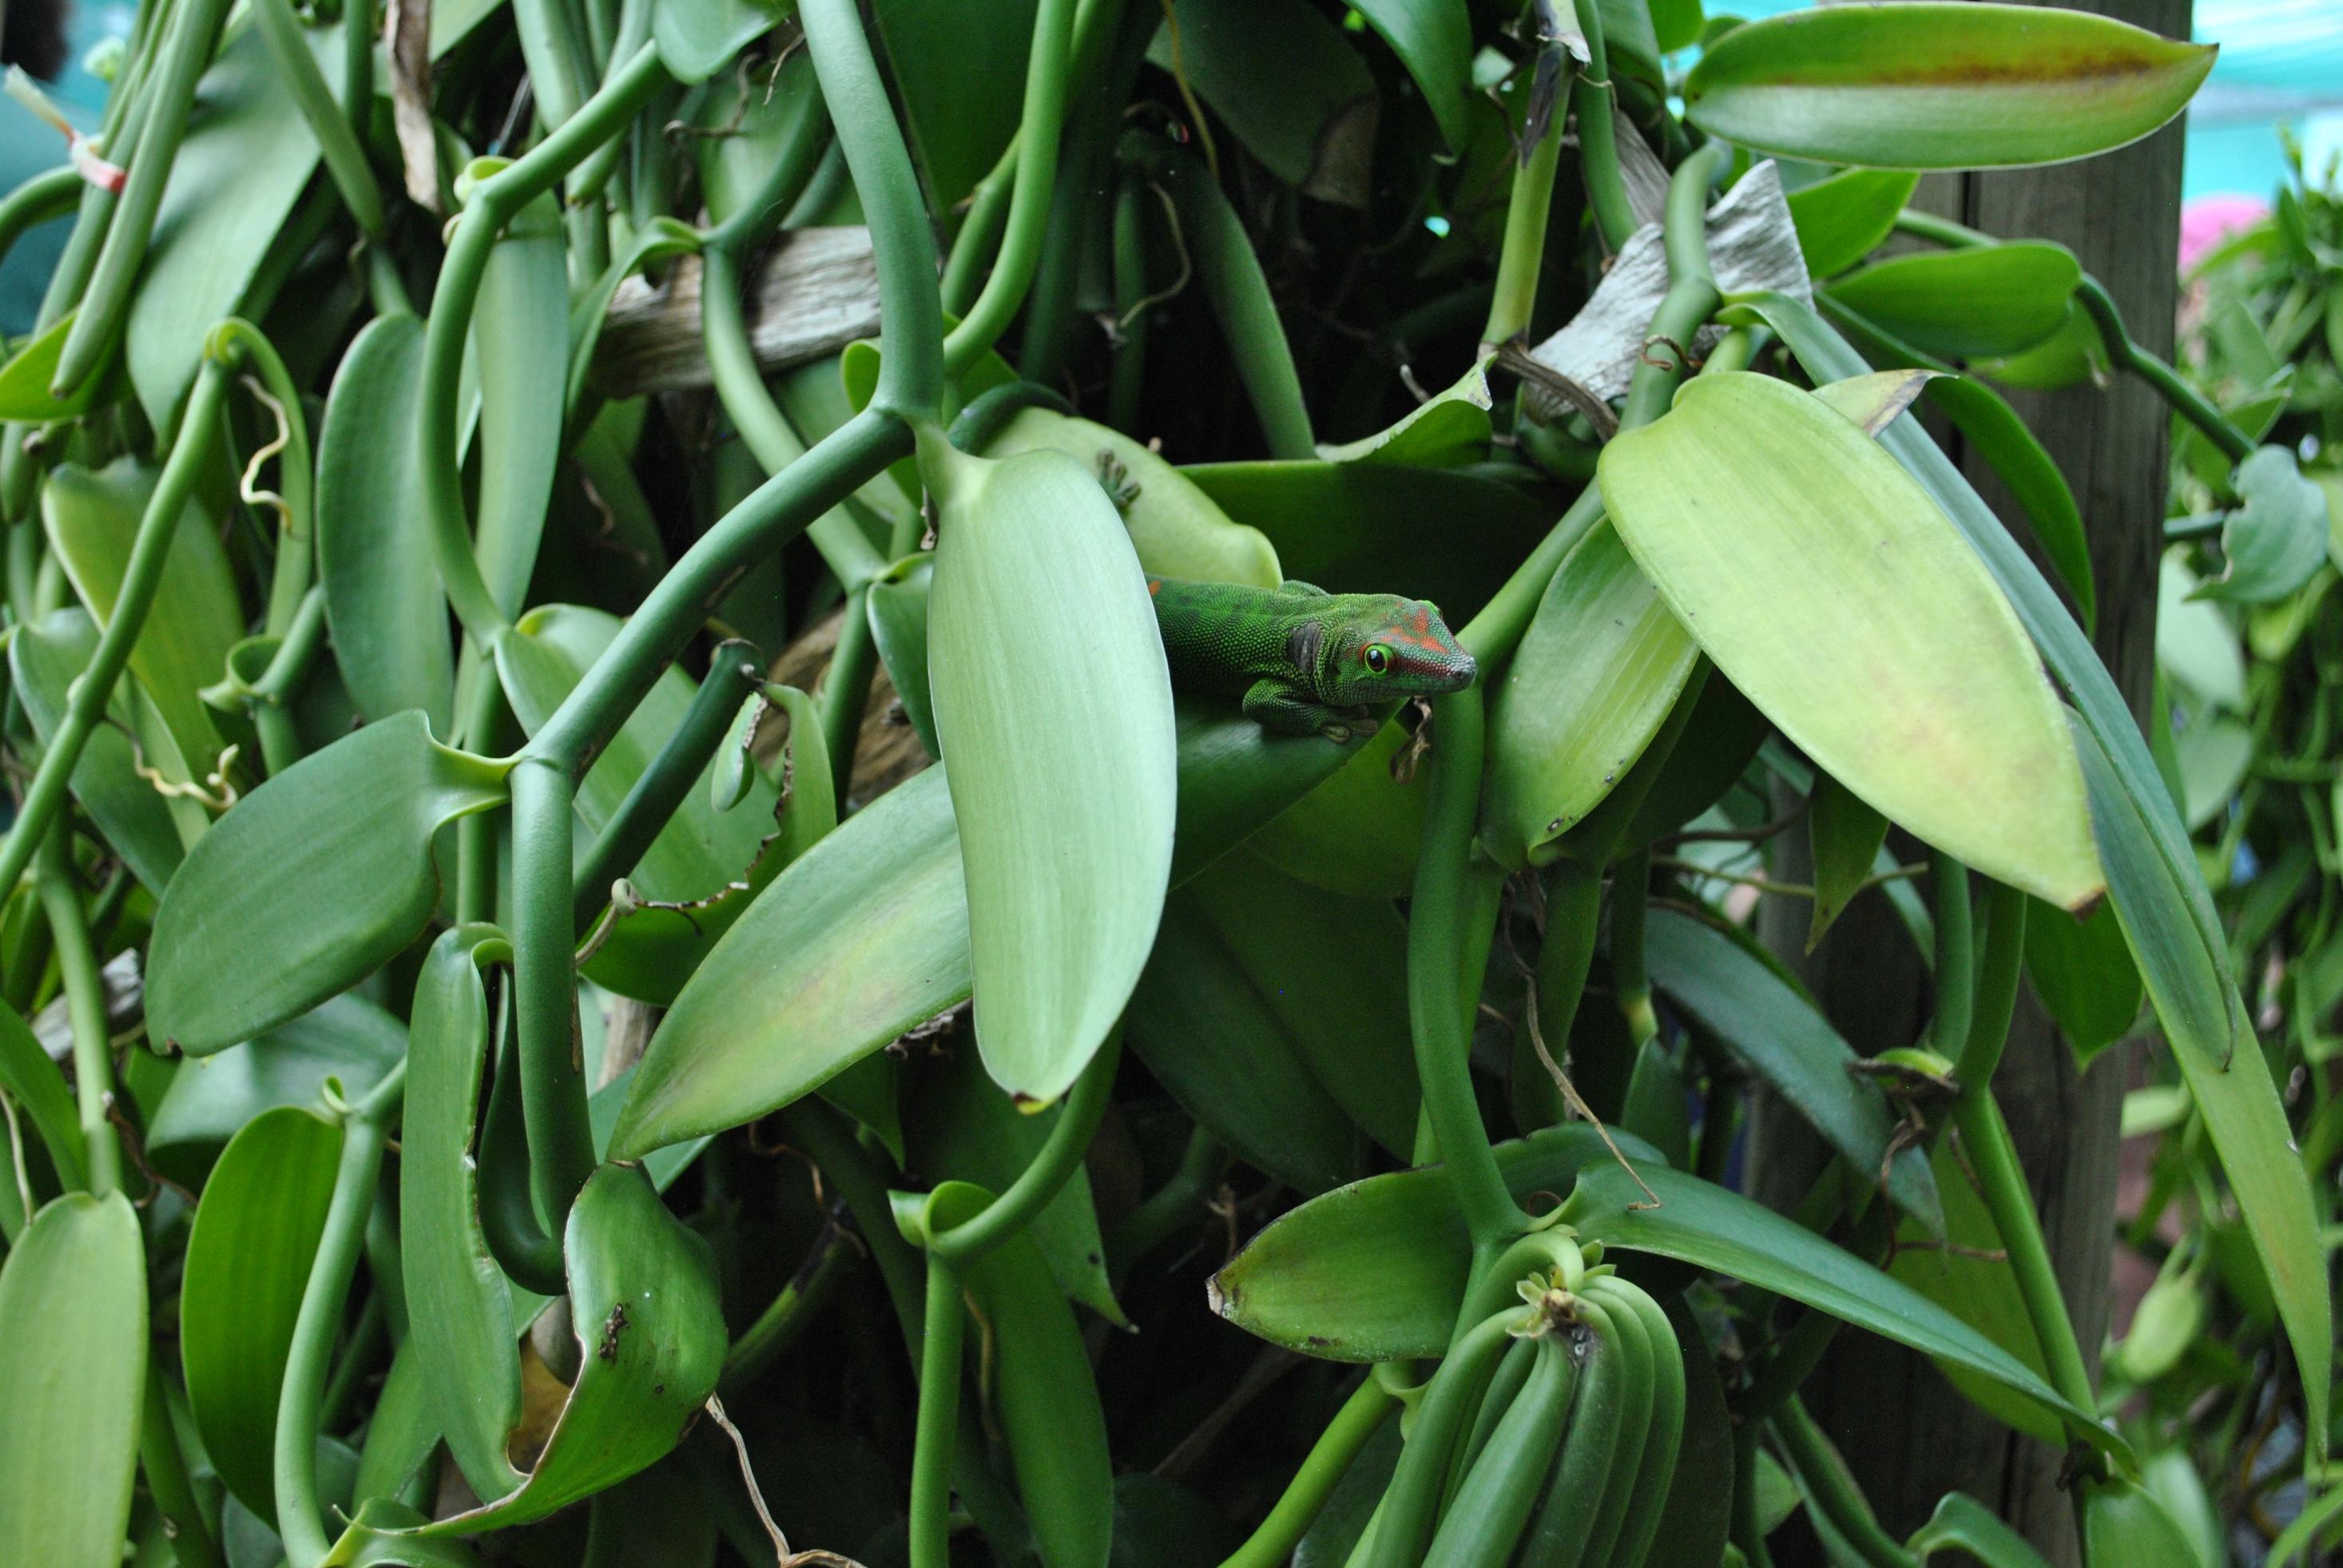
[590,225,884,395]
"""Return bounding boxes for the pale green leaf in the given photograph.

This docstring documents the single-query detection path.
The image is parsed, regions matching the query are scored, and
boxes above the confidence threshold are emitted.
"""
[1598,372,2103,911]
[923,441,1177,1104]
[0,1192,147,1568]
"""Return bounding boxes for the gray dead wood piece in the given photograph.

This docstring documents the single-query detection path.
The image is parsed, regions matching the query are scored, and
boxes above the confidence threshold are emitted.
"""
[1524,160,1813,418]
[590,225,884,395]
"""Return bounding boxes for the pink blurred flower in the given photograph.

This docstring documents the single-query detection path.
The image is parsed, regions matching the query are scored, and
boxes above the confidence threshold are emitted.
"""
[2180,193,2271,270]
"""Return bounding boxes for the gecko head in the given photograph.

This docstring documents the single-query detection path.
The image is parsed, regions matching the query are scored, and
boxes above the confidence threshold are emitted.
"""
[1322,595,1477,705]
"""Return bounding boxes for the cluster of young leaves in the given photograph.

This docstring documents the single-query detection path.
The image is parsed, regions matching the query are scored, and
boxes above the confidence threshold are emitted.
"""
[0,1,2321,1566]
[2116,145,2343,1565]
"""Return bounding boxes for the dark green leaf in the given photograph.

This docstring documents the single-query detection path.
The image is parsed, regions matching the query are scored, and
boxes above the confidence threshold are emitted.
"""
[2024,897,2142,1070]
[8,607,187,895]
[1785,169,1917,278]
[146,713,512,1055]
[1182,460,1553,621]
[908,1043,1126,1324]
[1906,1491,2051,1567]
[129,25,336,428]
[147,994,407,1178]
[1645,907,1942,1233]
[655,0,792,84]
[44,456,241,780]
[1621,1039,1692,1170]
[1826,244,2079,360]
[1150,0,1378,206]
[1806,769,1887,951]
[1128,891,1369,1194]
[0,997,83,1193]
[1341,0,1471,150]
[871,0,1035,209]
[182,1106,344,1524]
[1177,849,1418,1156]
[317,314,455,733]
[1563,1164,2120,1456]
[1242,716,1425,899]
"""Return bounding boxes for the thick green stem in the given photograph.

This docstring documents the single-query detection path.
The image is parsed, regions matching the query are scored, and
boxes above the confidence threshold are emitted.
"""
[1106,1124,1222,1269]
[1517,857,1602,1130]
[37,828,121,1197]
[943,0,1078,375]
[418,43,669,642]
[0,361,225,906]
[1773,1396,1915,1568]
[510,760,599,1232]
[1954,880,2027,1090]
[908,1257,967,1568]
[2074,276,2254,463]
[697,245,887,590]
[344,0,375,125]
[719,1221,856,1393]
[929,1030,1121,1265]
[274,1069,400,1568]
[1569,0,1634,254]
[1460,142,1723,667]
[1145,141,1314,458]
[1928,851,1974,1058]
[1106,173,1150,433]
[0,169,81,272]
[512,0,590,132]
[53,0,236,394]
[1483,51,1573,344]
[800,0,943,421]
[1951,1088,2095,1412]
[1411,688,1524,1245]
[141,1364,224,1568]
[212,320,318,637]
[570,641,761,929]
[820,586,879,804]
[1218,1375,1396,1568]
[941,136,1019,318]
[1018,0,1146,386]
[1611,848,1657,1046]
[1732,1419,1779,1568]
[501,0,943,1250]
[568,0,655,209]
[249,0,385,237]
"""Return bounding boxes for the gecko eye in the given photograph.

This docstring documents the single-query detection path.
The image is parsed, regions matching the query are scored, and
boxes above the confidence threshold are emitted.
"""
[1363,645,1392,676]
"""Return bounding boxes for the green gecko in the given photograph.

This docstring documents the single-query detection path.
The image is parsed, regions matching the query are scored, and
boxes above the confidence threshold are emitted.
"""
[1146,575,1478,740]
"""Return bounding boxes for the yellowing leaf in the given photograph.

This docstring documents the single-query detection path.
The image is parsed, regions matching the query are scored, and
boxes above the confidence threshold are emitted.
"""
[1684,3,2213,170]
[1598,372,2101,910]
